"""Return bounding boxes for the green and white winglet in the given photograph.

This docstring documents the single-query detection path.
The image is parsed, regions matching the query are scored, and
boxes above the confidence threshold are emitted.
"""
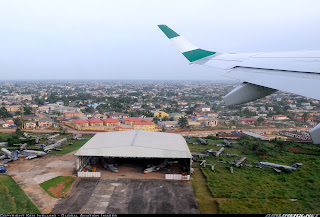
[158,25,217,63]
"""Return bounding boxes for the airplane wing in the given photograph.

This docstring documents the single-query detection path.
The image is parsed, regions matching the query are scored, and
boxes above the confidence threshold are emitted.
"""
[25,155,38,160]
[158,25,320,144]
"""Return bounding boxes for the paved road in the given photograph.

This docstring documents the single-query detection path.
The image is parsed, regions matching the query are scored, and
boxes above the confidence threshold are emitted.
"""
[52,179,199,214]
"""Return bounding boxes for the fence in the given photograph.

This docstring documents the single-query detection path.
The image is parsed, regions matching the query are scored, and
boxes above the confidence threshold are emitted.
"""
[165,174,190,180]
[77,172,101,177]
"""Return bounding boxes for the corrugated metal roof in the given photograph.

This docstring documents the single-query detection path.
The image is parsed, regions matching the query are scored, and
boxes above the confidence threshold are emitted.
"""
[75,130,192,159]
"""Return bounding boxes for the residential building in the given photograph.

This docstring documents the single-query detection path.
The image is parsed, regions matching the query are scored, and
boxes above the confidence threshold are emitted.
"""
[63,111,84,119]
[153,111,169,118]
[38,119,52,128]
[102,118,121,127]
[73,119,89,128]
[24,121,37,129]
[88,118,103,127]
[273,115,290,121]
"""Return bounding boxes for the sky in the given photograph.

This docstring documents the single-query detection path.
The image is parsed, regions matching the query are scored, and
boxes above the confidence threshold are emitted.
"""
[0,0,320,81]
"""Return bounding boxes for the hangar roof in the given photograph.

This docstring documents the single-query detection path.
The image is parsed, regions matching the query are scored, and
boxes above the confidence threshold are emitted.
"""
[75,130,192,159]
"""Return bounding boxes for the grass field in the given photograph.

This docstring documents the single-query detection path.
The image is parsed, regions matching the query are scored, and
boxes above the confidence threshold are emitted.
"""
[40,176,76,198]
[48,135,92,155]
[0,175,40,214]
[191,165,219,214]
[188,137,320,214]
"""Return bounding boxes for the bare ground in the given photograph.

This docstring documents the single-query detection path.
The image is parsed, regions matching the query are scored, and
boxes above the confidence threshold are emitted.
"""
[6,152,76,214]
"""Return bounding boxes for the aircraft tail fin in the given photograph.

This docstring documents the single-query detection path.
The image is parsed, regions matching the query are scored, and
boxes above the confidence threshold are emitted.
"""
[158,25,217,62]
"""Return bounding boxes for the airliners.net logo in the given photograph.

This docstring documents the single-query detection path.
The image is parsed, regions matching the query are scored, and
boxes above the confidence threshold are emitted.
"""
[266,215,319,217]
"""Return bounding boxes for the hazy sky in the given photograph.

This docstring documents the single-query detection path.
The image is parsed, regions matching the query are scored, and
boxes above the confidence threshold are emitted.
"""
[0,0,320,81]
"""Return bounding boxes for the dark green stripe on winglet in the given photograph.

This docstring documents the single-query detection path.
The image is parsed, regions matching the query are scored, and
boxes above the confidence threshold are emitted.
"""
[183,49,216,62]
[158,25,180,39]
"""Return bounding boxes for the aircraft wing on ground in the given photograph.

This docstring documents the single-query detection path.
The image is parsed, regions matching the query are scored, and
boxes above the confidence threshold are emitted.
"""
[158,25,320,144]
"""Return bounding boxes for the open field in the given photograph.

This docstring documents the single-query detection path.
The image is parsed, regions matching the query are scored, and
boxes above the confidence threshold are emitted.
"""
[40,176,76,198]
[0,175,40,214]
[188,137,320,214]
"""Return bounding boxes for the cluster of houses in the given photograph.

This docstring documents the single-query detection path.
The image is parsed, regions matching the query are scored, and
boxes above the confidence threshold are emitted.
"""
[65,112,162,132]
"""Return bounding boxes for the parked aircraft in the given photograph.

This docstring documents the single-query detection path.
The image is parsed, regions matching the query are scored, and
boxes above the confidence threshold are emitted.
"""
[215,147,225,157]
[72,133,83,140]
[19,143,28,151]
[47,134,60,140]
[198,138,208,145]
[1,148,19,161]
[102,160,119,173]
[234,157,247,167]
[42,138,67,152]
[143,159,178,174]
[257,162,302,171]
[158,25,320,144]
[22,150,48,160]
[223,139,233,147]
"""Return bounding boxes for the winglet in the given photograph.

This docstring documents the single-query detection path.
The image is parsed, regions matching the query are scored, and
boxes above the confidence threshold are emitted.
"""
[158,25,216,62]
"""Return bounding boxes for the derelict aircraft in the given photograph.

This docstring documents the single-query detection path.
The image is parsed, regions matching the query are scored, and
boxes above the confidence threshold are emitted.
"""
[22,150,48,160]
[158,25,320,144]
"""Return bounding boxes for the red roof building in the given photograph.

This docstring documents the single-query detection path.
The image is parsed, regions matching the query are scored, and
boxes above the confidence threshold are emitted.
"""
[88,118,103,126]
[240,118,257,124]
[123,117,152,125]
[102,118,121,126]
[73,119,89,128]
[73,119,89,124]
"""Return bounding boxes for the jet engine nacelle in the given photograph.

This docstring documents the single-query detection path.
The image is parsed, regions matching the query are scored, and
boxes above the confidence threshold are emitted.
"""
[223,82,277,106]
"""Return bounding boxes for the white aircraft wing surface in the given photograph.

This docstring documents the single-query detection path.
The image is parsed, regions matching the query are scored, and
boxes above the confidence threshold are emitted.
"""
[158,25,320,144]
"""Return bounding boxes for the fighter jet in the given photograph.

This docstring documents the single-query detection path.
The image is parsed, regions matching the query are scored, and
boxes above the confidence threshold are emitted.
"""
[19,143,28,151]
[102,159,119,173]
[22,149,48,160]
[143,159,178,174]
[214,147,225,157]
[72,133,83,140]
[47,134,60,140]
[198,138,208,145]
[234,157,247,167]
[223,139,233,147]
[158,25,320,144]
[42,138,67,152]
[1,148,19,161]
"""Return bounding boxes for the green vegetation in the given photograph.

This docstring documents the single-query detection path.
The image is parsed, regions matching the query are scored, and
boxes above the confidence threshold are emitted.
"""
[188,137,320,214]
[192,165,218,214]
[48,135,92,154]
[40,176,76,198]
[0,175,40,214]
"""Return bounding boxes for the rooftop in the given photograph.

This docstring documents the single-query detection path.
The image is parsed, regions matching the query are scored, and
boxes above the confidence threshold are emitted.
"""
[75,130,192,159]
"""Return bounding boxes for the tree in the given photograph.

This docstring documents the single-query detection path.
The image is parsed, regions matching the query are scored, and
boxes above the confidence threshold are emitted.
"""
[23,106,33,115]
[178,116,188,129]
[256,117,265,126]
[13,117,23,128]
[0,106,12,118]
[302,112,309,123]
[153,117,160,124]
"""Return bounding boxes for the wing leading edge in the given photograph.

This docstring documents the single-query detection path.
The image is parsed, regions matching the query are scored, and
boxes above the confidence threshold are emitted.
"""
[158,24,320,144]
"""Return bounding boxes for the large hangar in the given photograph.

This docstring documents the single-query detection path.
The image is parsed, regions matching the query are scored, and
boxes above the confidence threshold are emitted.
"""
[75,130,193,175]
